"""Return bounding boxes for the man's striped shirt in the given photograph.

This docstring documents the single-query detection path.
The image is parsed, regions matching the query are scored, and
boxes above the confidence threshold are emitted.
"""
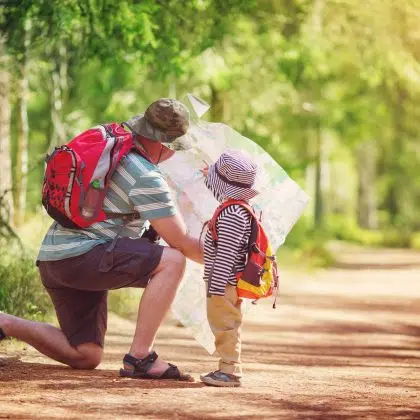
[38,153,176,261]
[203,204,252,296]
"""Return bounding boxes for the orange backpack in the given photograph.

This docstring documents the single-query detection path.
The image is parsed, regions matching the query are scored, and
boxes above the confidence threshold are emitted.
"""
[207,200,279,307]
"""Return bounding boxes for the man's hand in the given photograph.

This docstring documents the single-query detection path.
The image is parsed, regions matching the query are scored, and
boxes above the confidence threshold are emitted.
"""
[150,214,203,264]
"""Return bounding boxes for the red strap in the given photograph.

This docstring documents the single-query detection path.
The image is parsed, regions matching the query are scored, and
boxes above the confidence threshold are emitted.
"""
[208,200,258,242]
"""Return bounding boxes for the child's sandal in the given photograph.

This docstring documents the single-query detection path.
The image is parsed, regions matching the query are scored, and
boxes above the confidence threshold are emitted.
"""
[200,370,242,387]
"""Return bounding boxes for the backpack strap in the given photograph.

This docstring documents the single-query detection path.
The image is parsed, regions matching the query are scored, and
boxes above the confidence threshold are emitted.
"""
[104,212,141,222]
[99,124,140,223]
[207,199,258,243]
[101,123,115,138]
[87,124,121,190]
[120,121,154,163]
[209,200,271,260]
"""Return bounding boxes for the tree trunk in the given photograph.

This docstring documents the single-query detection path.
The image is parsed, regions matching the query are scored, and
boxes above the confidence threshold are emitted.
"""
[210,83,230,122]
[50,43,67,148]
[312,0,325,228]
[14,20,30,226]
[314,124,324,227]
[312,0,324,33]
[386,84,405,226]
[384,5,409,227]
[0,39,13,225]
[356,141,377,229]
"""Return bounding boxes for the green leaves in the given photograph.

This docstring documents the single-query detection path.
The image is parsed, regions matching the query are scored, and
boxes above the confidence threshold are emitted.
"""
[1,0,419,233]
[0,251,51,320]
[1,0,254,77]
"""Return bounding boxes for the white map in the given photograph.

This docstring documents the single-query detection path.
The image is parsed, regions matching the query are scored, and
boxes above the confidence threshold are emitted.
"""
[158,99,310,354]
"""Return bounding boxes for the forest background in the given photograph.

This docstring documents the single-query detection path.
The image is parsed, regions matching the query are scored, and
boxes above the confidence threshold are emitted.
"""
[0,0,419,320]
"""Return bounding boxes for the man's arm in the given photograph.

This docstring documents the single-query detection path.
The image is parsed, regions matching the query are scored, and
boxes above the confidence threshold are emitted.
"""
[150,214,204,264]
[125,155,203,263]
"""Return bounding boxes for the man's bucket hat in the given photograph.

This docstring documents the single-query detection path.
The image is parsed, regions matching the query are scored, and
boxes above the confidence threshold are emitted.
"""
[206,149,259,202]
[124,98,193,150]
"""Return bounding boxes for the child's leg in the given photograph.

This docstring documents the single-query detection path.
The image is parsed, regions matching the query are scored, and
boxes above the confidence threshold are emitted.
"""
[207,285,243,376]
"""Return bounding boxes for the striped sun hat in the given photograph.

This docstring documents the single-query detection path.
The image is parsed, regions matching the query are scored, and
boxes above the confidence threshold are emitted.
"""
[205,150,259,202]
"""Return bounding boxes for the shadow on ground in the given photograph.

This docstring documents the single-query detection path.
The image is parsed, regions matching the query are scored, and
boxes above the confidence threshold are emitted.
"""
[1,247,420,419]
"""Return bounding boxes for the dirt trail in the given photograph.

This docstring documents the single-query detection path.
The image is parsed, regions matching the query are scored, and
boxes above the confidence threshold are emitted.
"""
[1,247,419,419]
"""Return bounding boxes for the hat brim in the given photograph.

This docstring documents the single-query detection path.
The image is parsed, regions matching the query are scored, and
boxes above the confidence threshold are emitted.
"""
[206,163,259,202]
[124,115,193,151]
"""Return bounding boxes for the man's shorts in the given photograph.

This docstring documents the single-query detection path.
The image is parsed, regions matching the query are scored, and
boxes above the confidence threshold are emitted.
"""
[38,237,164,348]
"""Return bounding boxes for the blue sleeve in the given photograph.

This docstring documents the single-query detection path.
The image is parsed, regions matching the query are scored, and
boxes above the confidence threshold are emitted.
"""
[129,169,177,221]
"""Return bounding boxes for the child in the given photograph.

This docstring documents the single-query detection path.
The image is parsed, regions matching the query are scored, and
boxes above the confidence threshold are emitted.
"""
[200,149,260,387]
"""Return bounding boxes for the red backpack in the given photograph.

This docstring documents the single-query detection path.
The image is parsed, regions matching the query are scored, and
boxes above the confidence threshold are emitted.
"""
[42,123,140,229]
[207,200,279,307]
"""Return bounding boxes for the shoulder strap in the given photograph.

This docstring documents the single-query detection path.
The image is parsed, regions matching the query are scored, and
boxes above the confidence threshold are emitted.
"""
[99,123,140,222]
[121,122,154,164]
[208,199,258,242]
[227,200,258,219]
[104,212,141,222]
[101,123,114,138]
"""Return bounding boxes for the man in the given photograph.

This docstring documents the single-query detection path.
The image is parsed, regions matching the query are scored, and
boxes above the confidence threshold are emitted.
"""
[0,98,203,381]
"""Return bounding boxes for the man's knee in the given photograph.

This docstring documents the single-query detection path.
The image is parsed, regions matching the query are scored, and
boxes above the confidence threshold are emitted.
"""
[70,343,103,370]
[159,248,186,274]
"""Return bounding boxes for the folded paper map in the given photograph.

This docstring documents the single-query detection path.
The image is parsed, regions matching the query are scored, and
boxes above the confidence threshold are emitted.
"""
[159,96,310,353]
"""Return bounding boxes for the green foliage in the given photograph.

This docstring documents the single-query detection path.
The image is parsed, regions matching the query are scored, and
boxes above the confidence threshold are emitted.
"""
[411,233,420,250]
[297,239,336,268]
[326,215,384,246]
[381,230,413,249]
[1,0,420,252]
[0,238,144,322]
[278,238,335,269]
[278,217,336,268]
[326,214,417,248]
[0,245,51,320]
[1,0,255,78]
[108,288,142,320]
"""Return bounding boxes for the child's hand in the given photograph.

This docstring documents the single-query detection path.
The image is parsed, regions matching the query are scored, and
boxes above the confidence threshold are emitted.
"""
[200,160,209,177]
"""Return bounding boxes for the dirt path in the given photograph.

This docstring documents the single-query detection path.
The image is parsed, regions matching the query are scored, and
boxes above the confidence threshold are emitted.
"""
[1,247,420,419]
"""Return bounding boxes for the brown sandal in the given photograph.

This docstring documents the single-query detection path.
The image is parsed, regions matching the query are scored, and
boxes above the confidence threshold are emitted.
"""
[119,351,194,382]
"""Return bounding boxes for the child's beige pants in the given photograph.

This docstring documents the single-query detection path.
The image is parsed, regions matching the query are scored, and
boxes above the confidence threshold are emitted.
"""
[207,285,243,376]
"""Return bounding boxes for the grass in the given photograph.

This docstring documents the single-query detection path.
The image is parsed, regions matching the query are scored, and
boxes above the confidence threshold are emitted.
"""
[0,243,52,321]
[108,288,142,320]
[15,210,51,252]
[2,212,143,322]
[0,239,142,325]
[2,211,418,324]
[411,232,420,250]
[325,215,420,248]
[0,213,53,321]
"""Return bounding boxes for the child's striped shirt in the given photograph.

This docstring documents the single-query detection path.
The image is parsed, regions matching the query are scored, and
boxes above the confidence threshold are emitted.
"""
[203,204,252,296]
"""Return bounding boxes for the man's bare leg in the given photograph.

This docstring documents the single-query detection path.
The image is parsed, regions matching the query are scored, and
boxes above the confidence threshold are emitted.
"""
[127,247,186,375]
[1,247,185,373]
[0,314,102,369]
